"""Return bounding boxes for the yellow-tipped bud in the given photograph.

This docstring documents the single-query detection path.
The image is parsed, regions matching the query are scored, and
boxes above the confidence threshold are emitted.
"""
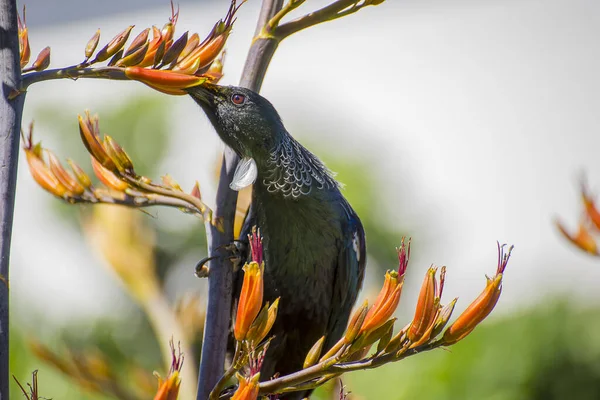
[85,29,101,60]
[344,301,369,344]
[78,113,116,171]
[67,159,92,189]
[304,336,326,369]
[556,220,599,255]
[104,135,134,174]
[246,297,279,346]
[430,297,458,340]
[94,25,134,62]
[116,42,149,67]
[234,261,264,342]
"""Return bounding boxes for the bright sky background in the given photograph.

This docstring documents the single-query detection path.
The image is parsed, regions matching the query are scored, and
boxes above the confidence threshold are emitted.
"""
[11,0,600,326]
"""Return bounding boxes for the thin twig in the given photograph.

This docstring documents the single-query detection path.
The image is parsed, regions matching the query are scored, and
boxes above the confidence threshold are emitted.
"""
[0,0,25,398]
[258,341,442,394]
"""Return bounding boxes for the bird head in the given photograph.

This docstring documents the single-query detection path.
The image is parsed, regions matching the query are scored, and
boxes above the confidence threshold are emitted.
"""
[186,83,285,161]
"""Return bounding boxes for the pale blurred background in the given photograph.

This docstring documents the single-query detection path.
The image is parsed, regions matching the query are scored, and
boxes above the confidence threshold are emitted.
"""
[10,0,600,399]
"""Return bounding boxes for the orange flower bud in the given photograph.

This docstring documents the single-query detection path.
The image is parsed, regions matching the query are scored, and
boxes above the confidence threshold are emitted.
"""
[124,67,206,95]
[116,42,149,67]
[124,28,150,57]
[104,135,134,174]
[556,220,598,255]
[173,31,229,73]
[234,261,264,342]
[360,270,402,334]
[176,33,199,63]
[31,47,51,72]
[246,298,280,346]
[232,373,260,400]
[67,159,92,189]
[407,267,439,343]
[85,29,101,60]
[17,7,30,68]
[93,25,134,63]
[304,336,325,369]
[162,32,189,67]
[344,301,369,344]
[91,157,128,192]
[78,113,116,171]
[443,244,513,345]
[24,150,67,197]
[47,151,85,195]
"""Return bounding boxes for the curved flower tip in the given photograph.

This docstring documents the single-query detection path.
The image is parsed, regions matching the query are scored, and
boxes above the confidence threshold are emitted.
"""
[124,67,207,95]
[154,340,183,400]
[396,237,411,276]
[232,373,260,400]
[442,243,514,345]
[556,220,599,256]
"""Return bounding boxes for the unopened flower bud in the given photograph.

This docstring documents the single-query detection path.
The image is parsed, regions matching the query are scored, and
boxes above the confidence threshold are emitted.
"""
[47,151,85,195]
[93,25,134,62]
[31,47,51,71]
[104,135,134,174]
[304,336,325,369]
[67,159,92,189]
[91,157,128,192]
[162,31,188,66]
[232,373,259,400]
[85,29,101,60]
[344,301,369,344]
[407,267,438,343]
[124,28,149,57]
[246,297,279,345]
[78,113,116,171]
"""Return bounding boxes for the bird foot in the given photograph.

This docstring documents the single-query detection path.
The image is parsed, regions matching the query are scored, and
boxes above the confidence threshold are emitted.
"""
[194,241,244,278]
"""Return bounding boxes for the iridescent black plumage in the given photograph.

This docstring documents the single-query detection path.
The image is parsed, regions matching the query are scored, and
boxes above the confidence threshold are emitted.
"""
[187,84,366,399]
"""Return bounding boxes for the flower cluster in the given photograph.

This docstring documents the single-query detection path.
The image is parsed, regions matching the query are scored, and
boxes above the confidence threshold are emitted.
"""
[217,238,513,398]
[22,114,217,227]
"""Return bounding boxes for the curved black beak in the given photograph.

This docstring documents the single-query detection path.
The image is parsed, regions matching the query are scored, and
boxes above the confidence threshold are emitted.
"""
[186,83,220,107]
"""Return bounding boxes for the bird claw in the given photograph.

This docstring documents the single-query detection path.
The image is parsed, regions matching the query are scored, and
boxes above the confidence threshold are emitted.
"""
[194,241,245,278]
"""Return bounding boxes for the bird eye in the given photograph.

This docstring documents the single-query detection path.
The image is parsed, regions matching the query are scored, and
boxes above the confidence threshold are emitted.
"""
[231,93,246,106]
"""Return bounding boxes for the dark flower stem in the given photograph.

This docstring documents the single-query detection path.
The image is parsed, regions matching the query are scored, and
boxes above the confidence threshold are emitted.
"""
[196,0,284,399]
[0,0,25,398]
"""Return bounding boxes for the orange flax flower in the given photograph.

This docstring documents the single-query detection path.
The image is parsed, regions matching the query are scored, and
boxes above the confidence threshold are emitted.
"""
[359,238,410,334]
[443,243,513,345]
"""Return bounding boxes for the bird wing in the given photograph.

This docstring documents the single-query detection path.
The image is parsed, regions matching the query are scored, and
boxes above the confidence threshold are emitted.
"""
[326,202,367,349]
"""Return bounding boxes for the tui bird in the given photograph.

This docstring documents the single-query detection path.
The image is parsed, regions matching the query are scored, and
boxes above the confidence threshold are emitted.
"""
[188,84,366,399]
